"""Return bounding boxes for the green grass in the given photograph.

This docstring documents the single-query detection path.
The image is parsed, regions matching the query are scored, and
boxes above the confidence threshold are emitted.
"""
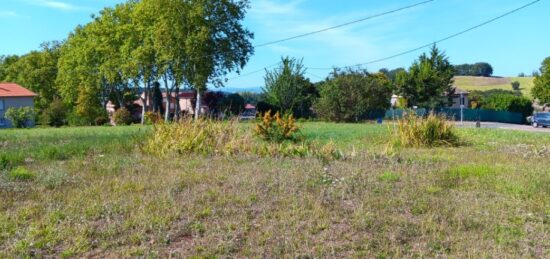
[454,76,535,97]
[0,123,549,257]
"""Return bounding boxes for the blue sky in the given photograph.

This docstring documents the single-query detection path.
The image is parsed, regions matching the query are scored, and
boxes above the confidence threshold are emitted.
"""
[0,0,548,90]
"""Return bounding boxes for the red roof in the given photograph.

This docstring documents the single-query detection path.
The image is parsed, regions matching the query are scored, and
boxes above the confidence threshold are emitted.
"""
[0,83,38,97]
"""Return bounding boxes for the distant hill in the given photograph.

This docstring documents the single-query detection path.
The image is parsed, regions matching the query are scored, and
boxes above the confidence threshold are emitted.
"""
[454,76,534,98]
[221,87,263,93]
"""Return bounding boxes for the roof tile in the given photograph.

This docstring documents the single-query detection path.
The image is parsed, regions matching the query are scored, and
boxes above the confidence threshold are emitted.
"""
[0,83,38,97]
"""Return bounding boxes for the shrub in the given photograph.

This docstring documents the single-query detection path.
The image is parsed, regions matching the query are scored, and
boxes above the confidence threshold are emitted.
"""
[67,110,89,126]
[483,94,534,120]
[112,108,133,126]
[7,167,35,181]
[5,107,35,128]
[39,98,67,127]
[255,111,300,143]
[511,81,520,91]
[314,71,392,122]
[94,116,109,126]
[144,111,163,125]
[391,113,460,148]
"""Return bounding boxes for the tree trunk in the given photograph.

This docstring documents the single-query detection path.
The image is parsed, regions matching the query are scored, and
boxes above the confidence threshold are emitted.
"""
[194,89,201,120]
[174,86,181,121]
[141,81,150,125]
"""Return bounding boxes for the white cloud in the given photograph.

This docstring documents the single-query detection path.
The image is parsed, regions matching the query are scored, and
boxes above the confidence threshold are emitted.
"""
[29,0,82,11]
[0,11,18,18]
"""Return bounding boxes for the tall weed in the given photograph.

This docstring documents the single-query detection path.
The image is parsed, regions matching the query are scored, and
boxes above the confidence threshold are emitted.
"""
[391,113,460,148]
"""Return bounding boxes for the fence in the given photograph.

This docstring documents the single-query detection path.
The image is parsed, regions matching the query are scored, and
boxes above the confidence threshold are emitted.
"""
[384,108,525,124]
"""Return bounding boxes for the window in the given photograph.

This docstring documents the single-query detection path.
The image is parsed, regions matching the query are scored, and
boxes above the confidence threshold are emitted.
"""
[0,99,4,111]
[0,118,5,126]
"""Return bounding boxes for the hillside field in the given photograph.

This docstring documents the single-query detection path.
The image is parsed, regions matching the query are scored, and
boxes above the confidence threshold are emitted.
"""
[454,76,535,97]
[0,124,549,257]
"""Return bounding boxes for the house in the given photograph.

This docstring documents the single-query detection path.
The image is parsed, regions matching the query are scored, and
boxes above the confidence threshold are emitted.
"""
[389,87,470,109]
[0,83,38,128]
[240,104,257,120]
[448,88,469,109]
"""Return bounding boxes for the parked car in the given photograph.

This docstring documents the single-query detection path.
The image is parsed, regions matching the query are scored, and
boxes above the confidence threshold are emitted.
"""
[532,112,550,128]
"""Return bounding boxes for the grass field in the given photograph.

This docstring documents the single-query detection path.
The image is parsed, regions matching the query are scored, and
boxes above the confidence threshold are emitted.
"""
[454,76,535,98]
[1,123,549,257]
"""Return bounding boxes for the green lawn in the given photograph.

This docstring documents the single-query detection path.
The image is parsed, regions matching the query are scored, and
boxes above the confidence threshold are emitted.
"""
[454,76,535,98]
[1,123,549,257]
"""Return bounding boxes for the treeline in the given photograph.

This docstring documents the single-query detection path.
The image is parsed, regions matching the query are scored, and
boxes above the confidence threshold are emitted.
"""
[453,62,493,77]
[0,0,253,126]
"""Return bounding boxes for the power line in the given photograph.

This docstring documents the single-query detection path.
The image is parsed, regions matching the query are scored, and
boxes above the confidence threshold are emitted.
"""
[253,0,435,48]
[308,0,541,70]
[226,61,281,81]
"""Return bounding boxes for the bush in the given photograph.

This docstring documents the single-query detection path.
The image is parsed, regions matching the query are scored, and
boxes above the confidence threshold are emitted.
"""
[511,81,520,91]
[94,116,109,126]
[314,71,392,122]
[255,111,300,143]
[483,94,534,120]
[5,107,35,128]
[391,113,460,148]
[67,110,89,126]
[112,107,133,126]
[39,98,67,127]
[7,167,35,181]
[144,111,163,125]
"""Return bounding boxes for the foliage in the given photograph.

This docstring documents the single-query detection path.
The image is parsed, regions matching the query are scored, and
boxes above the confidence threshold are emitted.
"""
[379,67,405,82]
[468,89,521,109]
[5,107,35,128]
[7,167,35,182]
[532,57,550,103]
[396,45,455,109]
[263,57,317,118]
[94,116,109,126]
[511,81,520,91]
[255,111,300,143]
[453,62,493,77]
[219,93,245,115]
[74,86,105,125]
[39,98,67,127]
[0,42,61,112]
[391,113,460,148]
[144,111,163,125]
[314,70,392,122]
[112,107,133,126]
[483,94,534,120]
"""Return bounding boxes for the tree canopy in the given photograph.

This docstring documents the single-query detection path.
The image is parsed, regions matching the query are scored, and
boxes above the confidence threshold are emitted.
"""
[453,62,493,77]
[396,45,455,109]
[532,57,550,104]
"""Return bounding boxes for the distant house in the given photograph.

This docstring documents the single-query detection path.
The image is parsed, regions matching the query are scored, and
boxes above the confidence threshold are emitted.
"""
[0,83,38,128]
[448,88,469,109]
[240,104,257,120]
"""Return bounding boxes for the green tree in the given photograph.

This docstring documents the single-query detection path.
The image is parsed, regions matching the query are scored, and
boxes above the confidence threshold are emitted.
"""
[314,70,392,122]
[1,42,61,112]
[39,98,68,127]
[483,94,533,121]
[263,57,316,117]
[532,57,550,104]
[396,45,455,109]
[219,93,245,116]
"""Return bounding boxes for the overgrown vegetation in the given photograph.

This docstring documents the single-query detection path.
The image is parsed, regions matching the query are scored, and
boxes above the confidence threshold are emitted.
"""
[1,123,549,257]
[391,113,460,148]
[254,111,300,142]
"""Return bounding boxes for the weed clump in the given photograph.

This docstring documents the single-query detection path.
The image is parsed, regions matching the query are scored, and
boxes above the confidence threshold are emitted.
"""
[7,167,35,181]
[391,113,460,148]
[255,111,300,143]
[144,118,248,156]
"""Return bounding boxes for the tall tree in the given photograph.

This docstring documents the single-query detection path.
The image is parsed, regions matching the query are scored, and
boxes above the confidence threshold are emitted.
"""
[314,69,392,122]
[396,45,455,109]
[532,57,550,104]
[1,42,61,112]
[263,57,313,116]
